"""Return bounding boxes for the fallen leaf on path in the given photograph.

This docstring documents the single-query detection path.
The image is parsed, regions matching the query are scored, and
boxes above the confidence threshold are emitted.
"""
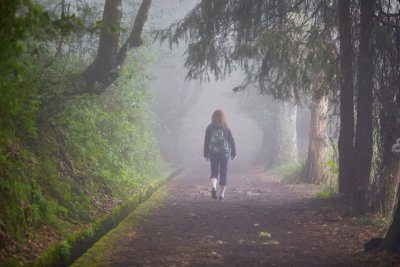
[246,191,261,196]
[259,231,272,238]
[262,240,280,245]
[210,251,222,259]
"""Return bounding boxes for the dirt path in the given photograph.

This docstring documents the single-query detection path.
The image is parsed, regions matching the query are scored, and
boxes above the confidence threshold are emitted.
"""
[98,166,397,267]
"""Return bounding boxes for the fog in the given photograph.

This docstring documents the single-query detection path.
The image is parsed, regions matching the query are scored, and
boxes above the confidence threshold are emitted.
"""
[177,78,263,169]
[149,54,264,168]
[149,0,311,171]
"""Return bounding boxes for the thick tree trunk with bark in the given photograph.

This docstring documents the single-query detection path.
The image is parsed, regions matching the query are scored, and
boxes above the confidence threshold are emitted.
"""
[375,156,400,215]
[381,179,400,250]
[338,0,355,195]
[267,103,298,167]
[82,0,122,86]
[69,0,152,96]
[301,95,328,184]
[370,6,400,215]
[372,96,400,214]
[354,0,375,211]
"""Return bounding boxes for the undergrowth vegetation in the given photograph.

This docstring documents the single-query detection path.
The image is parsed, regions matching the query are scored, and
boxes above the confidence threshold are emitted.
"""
[269,143,340,198]
[0,2,167,259]
[0,51,166,242]
[314,144,340,198]
[269,161,304,184]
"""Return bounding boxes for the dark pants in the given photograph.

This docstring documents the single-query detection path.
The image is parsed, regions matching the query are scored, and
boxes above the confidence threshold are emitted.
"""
[210,152,229,186]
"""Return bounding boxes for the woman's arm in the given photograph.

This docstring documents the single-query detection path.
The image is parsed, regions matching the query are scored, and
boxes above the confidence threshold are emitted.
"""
[227,129,236,158]
[204,126,211,158]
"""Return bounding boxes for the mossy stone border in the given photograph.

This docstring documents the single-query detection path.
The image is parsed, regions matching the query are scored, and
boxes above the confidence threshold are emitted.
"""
[29,169,181,267]
[71,181,169,267]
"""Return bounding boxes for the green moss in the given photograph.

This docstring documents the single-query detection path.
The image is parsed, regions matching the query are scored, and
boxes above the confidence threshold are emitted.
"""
[0,257,21,267]
[30,169,180,267]
[0,8,169,265]
[70,187,168,267]
[0,47,167,243]
[314,190,339,199]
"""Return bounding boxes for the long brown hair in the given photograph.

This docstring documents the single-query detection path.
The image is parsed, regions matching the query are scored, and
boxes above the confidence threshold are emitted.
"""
[211,109,227,128]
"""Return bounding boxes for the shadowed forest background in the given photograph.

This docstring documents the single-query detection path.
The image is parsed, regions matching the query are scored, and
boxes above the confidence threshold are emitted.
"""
[1,0,400,266]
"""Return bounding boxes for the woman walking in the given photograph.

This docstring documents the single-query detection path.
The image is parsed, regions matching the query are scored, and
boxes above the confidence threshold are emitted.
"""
[204,109,236,201]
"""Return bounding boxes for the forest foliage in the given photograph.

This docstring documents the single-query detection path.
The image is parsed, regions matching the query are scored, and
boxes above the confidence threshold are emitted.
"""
[0,0,166,253]
[157,0,400,250]
[2,0,400,263]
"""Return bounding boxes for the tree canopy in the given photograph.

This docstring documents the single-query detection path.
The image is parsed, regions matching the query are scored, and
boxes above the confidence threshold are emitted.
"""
[157,0,338,103]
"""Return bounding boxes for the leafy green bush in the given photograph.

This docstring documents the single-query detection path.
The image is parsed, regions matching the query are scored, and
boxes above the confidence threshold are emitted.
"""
[323,142,339,194]
[0,47,166,242]
[0,5,167,267]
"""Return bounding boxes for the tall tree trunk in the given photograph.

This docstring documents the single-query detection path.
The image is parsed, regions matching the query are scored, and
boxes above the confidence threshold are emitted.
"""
[301,94,328,184]
[372,89,400,214]
[82,0,122,85]
[354,0,375,211]
[69,0,152,96]
[381,178,400,250]
[267,103,298,167]
[114,0,151,67]
[369,6,400,215]
[338,0,355,195]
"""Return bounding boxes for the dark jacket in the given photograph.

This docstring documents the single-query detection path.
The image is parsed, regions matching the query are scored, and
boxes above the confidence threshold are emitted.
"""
[204,124,236,158]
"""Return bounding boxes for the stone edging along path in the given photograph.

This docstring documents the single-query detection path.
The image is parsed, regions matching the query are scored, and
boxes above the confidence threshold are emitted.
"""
[70,179,171,267]
[30,169,182,267]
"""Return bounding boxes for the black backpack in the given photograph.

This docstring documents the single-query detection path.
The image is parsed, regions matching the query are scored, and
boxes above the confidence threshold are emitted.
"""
[209,128,229,153]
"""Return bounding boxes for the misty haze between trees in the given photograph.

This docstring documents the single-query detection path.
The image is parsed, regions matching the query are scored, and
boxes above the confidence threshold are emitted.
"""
[1,0,400,266]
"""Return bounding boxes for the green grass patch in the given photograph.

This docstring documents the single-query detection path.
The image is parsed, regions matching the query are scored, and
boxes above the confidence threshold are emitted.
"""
[359,215,388,228]
[315,190,340,199]
[314,176,339,199]
[268,161,304,183]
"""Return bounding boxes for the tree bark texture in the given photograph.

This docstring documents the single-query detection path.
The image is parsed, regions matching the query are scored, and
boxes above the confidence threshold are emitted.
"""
[75,0,152,95]
[115,0,152,67]
[374,155,400,215]
[370,7,400,215]
[372,97,400,214]
[338,0,355,195]
[354,0,375,210]
[301,95,328,184]
[381,180,400,250]
[82,0,122,85]
[267,103,298,167]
